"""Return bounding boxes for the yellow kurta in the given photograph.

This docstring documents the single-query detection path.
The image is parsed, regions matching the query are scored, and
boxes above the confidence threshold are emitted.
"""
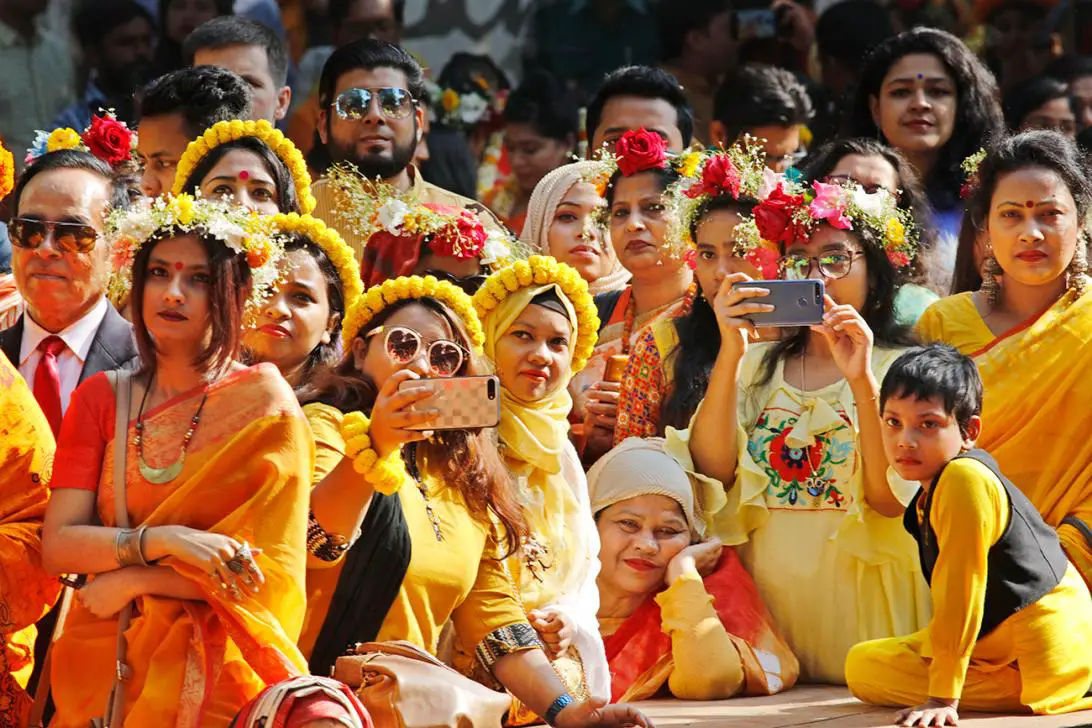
[916,291,1092,588]
[299,403,530,660]
[846,458,1092,714]
[0,353,62,726]
[668,344,931,683]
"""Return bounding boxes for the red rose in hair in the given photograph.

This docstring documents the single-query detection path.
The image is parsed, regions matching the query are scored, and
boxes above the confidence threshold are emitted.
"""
[615,128,667,176]
[81,115,133,166]
[754,184,804,246]
[685,155,741,199]
[429,210,486,259]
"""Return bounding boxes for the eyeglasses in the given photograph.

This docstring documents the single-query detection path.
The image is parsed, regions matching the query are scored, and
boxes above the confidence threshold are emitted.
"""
[822,175,889,196]
[780,251,865,280]
[9,218,99,254]
[332,87,416,121]
[420,269,488,295]
[365,325,467,377]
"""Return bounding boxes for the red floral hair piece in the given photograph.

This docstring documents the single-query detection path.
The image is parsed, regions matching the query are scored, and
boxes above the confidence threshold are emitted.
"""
[615,128,668,176]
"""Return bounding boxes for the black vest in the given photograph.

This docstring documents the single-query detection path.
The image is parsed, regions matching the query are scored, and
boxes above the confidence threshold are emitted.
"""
[904,449,1069,638]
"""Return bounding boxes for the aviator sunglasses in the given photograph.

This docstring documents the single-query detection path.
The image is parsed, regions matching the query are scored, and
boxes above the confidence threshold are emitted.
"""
[9,218,99,254]
[332,87,416,121]
[365,325,467,377]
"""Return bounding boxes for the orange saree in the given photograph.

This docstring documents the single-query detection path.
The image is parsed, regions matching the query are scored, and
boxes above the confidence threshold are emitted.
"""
[49,364,313,728]
[602,551,798,702]
[0,352,61,726]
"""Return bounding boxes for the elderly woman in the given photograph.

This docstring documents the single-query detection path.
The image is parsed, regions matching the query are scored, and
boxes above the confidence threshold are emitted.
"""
[588,437,798,702]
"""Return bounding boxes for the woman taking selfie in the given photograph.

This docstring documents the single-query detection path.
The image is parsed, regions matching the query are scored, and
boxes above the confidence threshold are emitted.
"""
[243,213,362,389]
[575,128,696,463]
[678,179,931,682]
[521,161,630,296]
[916,130,1092,588]
[298,276,651,727]
[42,196,312,726]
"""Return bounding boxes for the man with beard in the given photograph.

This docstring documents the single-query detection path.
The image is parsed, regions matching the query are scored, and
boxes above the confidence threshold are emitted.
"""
[52,0,156,130]
[311,38,504,266]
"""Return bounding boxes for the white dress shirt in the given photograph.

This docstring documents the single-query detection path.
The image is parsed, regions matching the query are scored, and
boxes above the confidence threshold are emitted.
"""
[19,296,109,415]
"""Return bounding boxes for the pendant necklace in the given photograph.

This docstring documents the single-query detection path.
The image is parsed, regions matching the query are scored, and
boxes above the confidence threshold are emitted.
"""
[133,376,210,484]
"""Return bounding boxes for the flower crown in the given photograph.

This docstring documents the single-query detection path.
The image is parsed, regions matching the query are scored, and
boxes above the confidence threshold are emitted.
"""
[429,76,507,130]
[326,163,519,270]
[472,256,600,373]
[105,194,285,314]
[665,138,782,278]
[959,148,987,200]
[172,119,316,214]
[0,141,14,200]
[752,178,919,268]
[26,112,138,168]
[246,213,363,311]
[341,275,485,352]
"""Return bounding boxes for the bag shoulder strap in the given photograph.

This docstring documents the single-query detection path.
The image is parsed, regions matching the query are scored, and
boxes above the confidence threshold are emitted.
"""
[113,370,131,529]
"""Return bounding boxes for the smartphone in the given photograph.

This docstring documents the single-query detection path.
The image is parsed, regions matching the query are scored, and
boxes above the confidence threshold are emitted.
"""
[731,279,825,327]
[736,8,777,40]
[397,375,501,431]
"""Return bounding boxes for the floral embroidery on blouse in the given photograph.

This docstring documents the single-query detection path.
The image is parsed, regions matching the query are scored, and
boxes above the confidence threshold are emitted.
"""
[614,327,666,444]
[747,400,857,511]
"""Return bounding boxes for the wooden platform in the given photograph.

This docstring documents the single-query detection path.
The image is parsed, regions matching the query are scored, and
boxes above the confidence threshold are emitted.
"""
[639,686,1092,727]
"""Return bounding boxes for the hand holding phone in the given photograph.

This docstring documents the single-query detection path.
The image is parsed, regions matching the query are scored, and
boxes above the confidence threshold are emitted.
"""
[397,375,501,431]
[370,369,438,456]
[729,279,825,327]
[809,294,875,387]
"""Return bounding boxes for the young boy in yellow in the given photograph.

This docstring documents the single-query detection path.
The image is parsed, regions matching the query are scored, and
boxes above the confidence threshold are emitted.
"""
[846,344,1092,727]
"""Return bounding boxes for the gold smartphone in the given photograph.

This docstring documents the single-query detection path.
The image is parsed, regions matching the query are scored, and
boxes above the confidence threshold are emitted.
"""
[398,375,501,431]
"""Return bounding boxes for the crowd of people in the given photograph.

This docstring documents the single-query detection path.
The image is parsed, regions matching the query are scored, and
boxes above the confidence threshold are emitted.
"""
[2,0,1092,727]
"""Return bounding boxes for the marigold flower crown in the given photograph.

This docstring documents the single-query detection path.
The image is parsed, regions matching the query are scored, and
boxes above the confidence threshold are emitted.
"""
[665,138,782,278]
[472,255,600,374]
[105,194,285,315]
[753,177,919,268]
[0,141,14,200]
[26,111,139,168]
[341,275,485,352]
[172,119,316,214]
[326,163,522,269]
[246,212,363,311]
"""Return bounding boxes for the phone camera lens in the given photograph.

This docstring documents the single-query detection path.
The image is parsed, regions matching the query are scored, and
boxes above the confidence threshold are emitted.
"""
[487,379,497,400]
[798,297,808,307]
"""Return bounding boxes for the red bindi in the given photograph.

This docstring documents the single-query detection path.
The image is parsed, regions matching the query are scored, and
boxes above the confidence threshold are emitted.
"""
[174,262,184,271]
[238,170,250,180]
[1026,201,1035,208]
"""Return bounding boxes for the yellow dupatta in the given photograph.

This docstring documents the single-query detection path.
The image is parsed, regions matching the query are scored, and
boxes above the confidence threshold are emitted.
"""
[0,353,61,727]
[963,290,1092,586]
[51,364,312,728]
[478,283,611,704]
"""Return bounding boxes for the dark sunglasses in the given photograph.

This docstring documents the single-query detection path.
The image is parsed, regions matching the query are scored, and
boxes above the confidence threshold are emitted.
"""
[9,218,99,254]
[332,87,416,121]
[420,269,488,295]
[365,325,467,377]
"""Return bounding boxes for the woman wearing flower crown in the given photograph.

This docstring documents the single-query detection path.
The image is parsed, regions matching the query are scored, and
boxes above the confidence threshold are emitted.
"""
[296,276,651,728]
[173,119,317,215]
[916,131,1092,590]
[575,128,697,464]
[520,161,630,297]
[41,195,313,727]
[613,143,779,444]
[440,257,610,721]
[675,176,932,682]
[243,213,363,389]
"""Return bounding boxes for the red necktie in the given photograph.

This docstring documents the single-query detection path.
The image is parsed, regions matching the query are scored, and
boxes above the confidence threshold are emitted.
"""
[33,335,66,436]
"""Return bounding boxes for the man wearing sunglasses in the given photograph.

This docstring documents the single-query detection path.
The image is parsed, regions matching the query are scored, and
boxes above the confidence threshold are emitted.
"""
[310,38,505,261]
[0,150,139,437]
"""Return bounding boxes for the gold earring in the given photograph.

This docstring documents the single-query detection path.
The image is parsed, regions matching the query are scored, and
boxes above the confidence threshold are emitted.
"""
[981,248,1002,307]
[1067,235,1089,297]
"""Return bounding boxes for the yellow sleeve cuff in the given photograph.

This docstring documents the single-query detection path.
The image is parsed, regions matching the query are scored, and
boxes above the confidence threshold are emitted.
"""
[656,566,714,632]
[928,654,970,700]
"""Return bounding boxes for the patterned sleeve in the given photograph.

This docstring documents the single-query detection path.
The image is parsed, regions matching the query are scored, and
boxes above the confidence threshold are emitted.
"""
[613,327,665,445]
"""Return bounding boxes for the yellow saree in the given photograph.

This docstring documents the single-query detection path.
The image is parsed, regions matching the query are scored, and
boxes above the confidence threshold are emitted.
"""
[50,364,312,728]
[918,290,1092,588]
[0,352,61,726]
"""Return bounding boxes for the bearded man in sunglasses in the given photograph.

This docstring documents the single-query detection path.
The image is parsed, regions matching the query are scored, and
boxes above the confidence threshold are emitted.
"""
[0,150,139,436]
[310,38,506,263]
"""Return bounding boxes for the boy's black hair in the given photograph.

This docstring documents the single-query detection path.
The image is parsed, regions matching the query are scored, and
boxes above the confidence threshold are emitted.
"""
[712,63,813,140]
[137,65,253,138]
[880,343,983,436]
[183,16,290,87]
[586,66,694,148]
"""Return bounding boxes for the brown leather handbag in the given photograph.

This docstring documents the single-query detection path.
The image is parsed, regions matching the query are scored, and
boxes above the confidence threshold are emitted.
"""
[332,640,510,728]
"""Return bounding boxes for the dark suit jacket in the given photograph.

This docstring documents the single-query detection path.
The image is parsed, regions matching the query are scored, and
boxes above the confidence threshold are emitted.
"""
[0,303,140,387]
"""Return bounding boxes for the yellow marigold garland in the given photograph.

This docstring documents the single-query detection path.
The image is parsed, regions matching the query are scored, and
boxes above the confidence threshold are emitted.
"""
[172,119,317,214]
[340,275,485,352]
[340,411,406,495]
[248,213,363,310]
[472,255,599,373]
[0,142,14,200]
